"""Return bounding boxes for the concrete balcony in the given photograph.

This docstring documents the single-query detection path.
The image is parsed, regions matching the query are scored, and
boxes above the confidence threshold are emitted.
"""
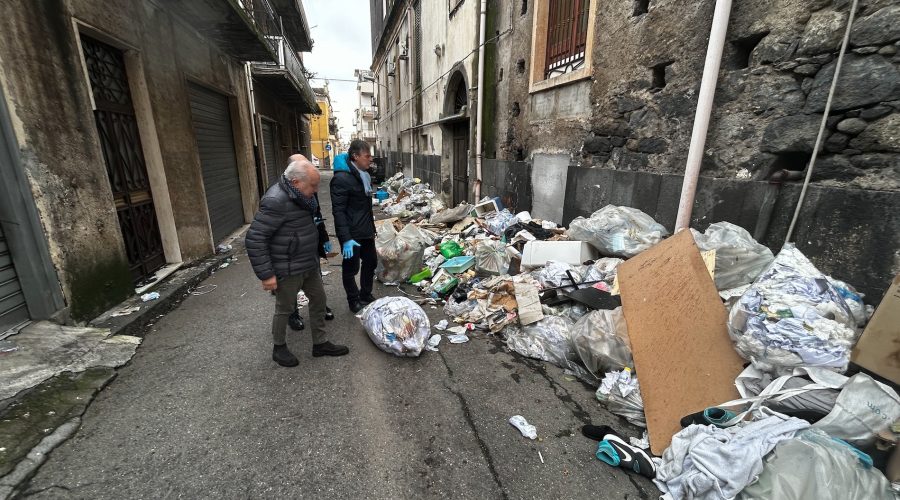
[251,36,319,113]
[268,0,313,52]
[160,0,280,62]
[360,131,376,141]
[360,106,376,119]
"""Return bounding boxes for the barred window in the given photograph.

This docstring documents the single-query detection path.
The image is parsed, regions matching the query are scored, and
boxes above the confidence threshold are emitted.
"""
[545,0,590,79]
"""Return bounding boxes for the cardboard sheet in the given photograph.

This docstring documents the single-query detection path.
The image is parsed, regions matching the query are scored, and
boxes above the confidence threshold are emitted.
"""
[514,282,544,325]
[851,274,900,385]
[618,230,744,455]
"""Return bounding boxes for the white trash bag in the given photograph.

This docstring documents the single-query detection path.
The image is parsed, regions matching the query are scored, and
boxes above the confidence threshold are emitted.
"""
[475,239,511,276]
[728,244,861,374]
[375,222,435,283]
[566,205,669,258]
[692,221,775,290]
[572,307,633,378]
[359,297,431,357]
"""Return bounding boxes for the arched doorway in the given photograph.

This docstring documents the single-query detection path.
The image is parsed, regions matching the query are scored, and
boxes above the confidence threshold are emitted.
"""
[442,69,470,205]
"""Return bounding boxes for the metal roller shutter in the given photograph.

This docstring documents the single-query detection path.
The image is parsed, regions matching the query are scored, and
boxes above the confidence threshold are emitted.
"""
[0,224,29,334]
[261,120,279,188]
[187,83,245,243]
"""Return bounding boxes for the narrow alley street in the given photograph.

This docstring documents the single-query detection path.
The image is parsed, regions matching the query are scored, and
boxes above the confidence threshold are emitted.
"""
[19,171,652,499]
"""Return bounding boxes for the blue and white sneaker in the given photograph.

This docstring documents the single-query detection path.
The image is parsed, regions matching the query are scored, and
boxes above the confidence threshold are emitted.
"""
[596,433,656,479]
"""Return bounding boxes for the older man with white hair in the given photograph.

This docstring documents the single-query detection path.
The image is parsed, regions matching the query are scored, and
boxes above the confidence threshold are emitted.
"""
[246,159,349,367]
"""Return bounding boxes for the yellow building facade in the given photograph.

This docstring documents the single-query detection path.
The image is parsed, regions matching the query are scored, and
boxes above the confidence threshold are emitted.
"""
[309,95,335,168]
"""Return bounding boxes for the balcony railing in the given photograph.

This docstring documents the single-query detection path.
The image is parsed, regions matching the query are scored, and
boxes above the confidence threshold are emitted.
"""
[237,0,281,57]
[360,106,376,119]
[251,34,319,113]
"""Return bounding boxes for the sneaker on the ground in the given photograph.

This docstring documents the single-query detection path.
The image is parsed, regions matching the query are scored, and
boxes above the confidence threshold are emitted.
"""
[359,294,376,306]
[272,344,299,367]
[595,432,656,479]
[312,341,349,357]
[348,300,364,313]
[325,306,335,321]
[288,309,305,331]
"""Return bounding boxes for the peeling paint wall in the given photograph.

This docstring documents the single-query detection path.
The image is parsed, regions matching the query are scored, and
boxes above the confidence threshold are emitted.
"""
[0,0,259,321]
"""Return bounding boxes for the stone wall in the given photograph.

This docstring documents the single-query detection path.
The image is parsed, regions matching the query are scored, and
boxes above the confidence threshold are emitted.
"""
[491,0,899,190]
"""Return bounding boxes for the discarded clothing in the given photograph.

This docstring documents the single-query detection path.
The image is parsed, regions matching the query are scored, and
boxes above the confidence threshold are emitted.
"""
[737,429,895,500]
[728,244,861,374]
[566,205,668,258]
[654,414,810,500]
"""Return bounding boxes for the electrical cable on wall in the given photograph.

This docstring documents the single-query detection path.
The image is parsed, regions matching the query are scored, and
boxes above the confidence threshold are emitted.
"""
[783,0,859,245]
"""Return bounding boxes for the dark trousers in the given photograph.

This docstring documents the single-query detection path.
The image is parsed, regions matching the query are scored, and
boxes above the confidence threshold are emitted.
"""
[341,238,377,303]
[272,269,328,345]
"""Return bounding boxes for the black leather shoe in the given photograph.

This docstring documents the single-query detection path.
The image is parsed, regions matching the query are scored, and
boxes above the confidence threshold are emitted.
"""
[359,294,376,306]
[325,306,335,321]
[288,309,305,331]
[312,341,349,357]
[349,300,364,313]
[272,344,299,367]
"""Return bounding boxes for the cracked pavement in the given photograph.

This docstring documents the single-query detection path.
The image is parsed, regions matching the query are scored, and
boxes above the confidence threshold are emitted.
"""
[19,171,654,499]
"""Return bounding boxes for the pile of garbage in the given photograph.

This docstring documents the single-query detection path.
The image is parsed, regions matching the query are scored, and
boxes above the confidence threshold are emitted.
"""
[356,173,899,498]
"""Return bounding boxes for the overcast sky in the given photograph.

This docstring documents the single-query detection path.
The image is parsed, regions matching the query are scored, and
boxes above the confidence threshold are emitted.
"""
[302,1,373,145]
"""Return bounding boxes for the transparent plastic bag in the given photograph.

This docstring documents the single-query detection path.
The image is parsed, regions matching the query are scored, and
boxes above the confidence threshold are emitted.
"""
[728,244,861,374]
[359,297,432,357]
[533,261,583,291]
[691,221,775,290]
[430,203,474,224]
[375,223,435,283]
[566,205,668,258]
[504,316,578,370]
[475,240,510,276]
[572,307,633,378]
[738,429,895,500]
[596,369,645,427]
[581,258,623,287]
[484,209,519,236]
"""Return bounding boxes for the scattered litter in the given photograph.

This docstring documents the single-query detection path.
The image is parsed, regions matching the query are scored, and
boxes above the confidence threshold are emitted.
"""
[425,334,442,352]
[110,306,141,317]
[509,415,537,440]
[629,431,650,450]
[0,340,19,354]
[447,334,469,344]
[190,284,217,296]
[217,244,233,253]
[296,291,309,308]
[596,368,646,427]
[140,292,160,302]
[538,451,545,464]
[434,319,449,331]
[219,262,230,269]
[321,270,332,277]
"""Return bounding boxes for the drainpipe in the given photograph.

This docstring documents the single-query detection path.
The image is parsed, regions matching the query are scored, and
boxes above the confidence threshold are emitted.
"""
[674,0,733,231]
[474,0,487,201]
[407,5,416,179]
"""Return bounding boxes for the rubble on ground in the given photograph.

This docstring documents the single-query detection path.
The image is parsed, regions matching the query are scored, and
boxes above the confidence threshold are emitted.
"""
[359,172,899,498]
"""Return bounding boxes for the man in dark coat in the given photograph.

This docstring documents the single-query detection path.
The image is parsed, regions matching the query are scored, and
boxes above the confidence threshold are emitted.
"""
[246,159,349,367]
[330,140,377,313]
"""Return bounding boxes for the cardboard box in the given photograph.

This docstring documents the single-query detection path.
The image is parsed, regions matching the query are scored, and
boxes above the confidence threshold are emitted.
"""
[851,274,900,385]
[521,241,598,270]
[473,199,499,217]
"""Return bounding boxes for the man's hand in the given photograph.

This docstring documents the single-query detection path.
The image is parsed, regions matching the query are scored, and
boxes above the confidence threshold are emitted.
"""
[261,276,277,291]
[342,240,361,259]
[323,241,333,253]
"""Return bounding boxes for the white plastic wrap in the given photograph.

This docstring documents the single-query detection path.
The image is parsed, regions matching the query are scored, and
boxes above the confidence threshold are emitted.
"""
[532,261,583,291]
[566,205,669,258]
[581,258,623,287]
[691,221,775,290]
[375,223,435,283]
[505,316,579,370]
[572,307,633,378]
[596,369,645,427]
[475,240,511,276]
[359,297,431,357]
[430,203,474,224]
[728,244,861,374]
[484,209,519,236]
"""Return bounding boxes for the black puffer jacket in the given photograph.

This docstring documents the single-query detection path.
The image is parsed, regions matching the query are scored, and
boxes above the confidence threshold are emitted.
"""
[330,154,375,244]
[246,178,320,280]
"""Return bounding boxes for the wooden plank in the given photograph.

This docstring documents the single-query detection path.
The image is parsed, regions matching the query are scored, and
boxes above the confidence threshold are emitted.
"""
[618,230,744,455]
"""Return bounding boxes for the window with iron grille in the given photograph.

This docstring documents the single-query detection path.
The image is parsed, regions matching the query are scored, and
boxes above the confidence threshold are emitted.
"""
[544,0,590,79]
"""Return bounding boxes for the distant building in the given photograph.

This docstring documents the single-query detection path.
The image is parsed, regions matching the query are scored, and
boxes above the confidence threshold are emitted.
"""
[353,69,378,154]
[310,86,337,168]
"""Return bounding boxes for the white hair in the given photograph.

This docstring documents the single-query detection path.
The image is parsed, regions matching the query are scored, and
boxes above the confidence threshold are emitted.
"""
[284,160,312,182]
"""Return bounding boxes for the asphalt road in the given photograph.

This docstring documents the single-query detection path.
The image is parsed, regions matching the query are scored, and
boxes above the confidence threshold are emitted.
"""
[21,171,654,499]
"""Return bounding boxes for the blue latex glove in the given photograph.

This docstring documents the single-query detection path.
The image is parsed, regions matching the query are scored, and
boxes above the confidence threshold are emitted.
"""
[342,240,361,259]
[323,241,333,253]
